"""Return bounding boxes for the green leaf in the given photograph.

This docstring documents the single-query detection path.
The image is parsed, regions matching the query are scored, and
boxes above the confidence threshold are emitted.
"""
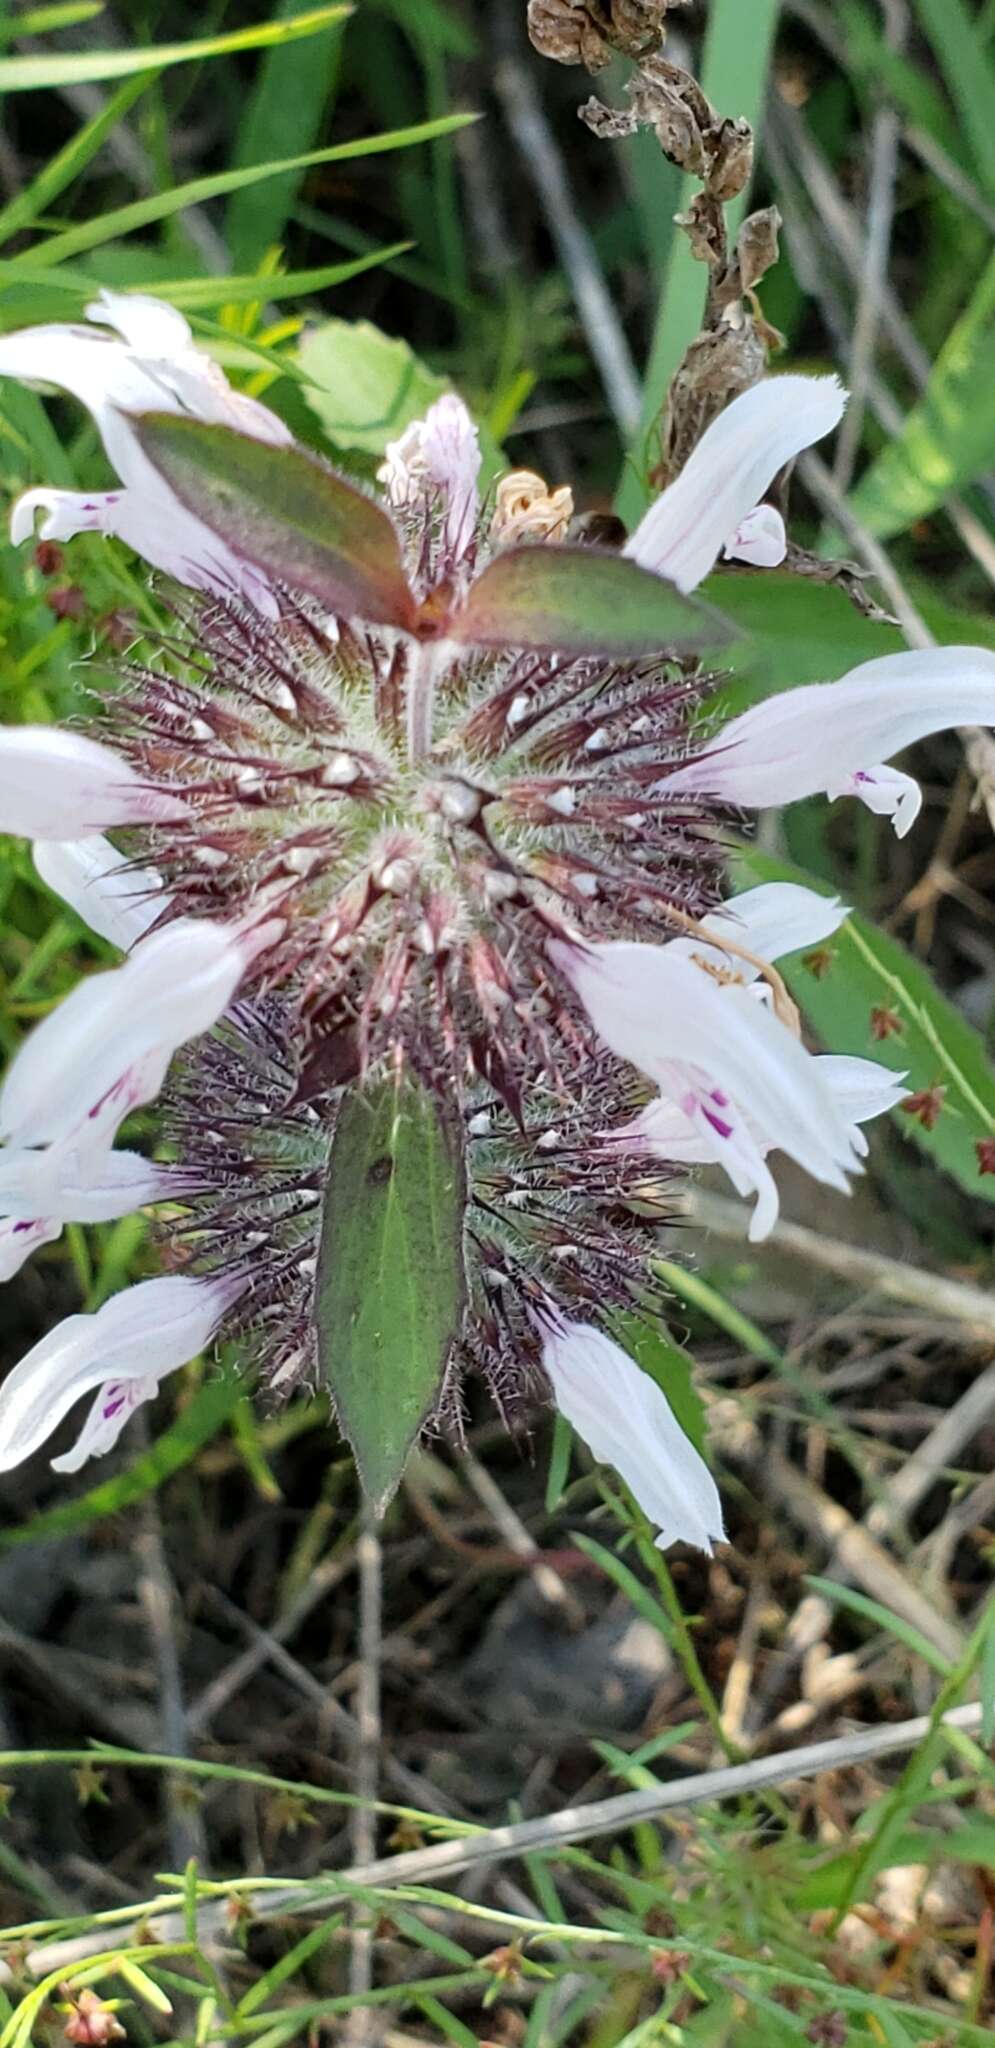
[0,71,153,248]
[297,315,449,455]
[702,569,995,716]
[0,4,352,90]
[848,246,995,539]
[316,1070,467,1510]
[735,846,995,1206]
[450,546,731,659]
[134,415,417,630]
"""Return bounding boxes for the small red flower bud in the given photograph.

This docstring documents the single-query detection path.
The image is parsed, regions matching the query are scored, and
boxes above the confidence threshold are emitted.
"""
[900,1084,946,1130]
[870,1005,904,1041]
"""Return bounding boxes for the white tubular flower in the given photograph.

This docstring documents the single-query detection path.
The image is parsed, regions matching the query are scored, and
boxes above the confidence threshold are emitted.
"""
[539,1313,725,1554]
[0,289,290,614]
[625,376,845,593]
[0,913,283,1155]
[0,728,185,841]
[551,936,863,1240]
[661,647,995,837]
[626,1052,907,1238]
[378,393,481,564]
[34,834,166,949]
[0,1272,244,1473]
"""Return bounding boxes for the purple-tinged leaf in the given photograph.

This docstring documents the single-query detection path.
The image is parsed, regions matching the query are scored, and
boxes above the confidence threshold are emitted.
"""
[446,544,732,658]
[134,414,417,629]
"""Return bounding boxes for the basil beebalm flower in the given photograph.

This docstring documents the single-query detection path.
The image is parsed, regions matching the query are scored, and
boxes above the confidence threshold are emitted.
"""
[2,296,995,1539]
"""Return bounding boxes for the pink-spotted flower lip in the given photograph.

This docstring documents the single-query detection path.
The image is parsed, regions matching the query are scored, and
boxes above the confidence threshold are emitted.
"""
[0,727,187,842]
[0,1272,244,1474]
[537,1310,725,1554]
[627,1053,907,1239]
[624,374,846,594]
[659,647,995,837]
[549,928,865,1241]
[0,910,284,1157]
[0,289,290,614]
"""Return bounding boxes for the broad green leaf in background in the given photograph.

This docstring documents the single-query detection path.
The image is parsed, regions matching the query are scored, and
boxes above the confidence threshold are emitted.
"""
[735,846,995,1207]
[450,547,732,659]
[297,316,449,454]
[295,317,505,486]
[0,3,351,89]
[847,246,995,540]
[135,415,418,628]
[316,1071,467,1510]
[698,570,995,717]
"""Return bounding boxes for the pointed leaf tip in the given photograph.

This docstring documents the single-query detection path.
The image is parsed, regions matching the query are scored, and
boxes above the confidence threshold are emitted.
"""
[448,543,733,658]
[316,1071,467,1510]
[134,414,417,630]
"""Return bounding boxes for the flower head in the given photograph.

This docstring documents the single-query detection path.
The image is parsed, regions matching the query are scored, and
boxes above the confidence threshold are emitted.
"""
[0,298,990,1537]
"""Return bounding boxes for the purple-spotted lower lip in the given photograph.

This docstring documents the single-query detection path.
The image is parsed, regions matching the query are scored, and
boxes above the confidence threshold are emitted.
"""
[700,1105,735,1140]
[101,1387,128,1421]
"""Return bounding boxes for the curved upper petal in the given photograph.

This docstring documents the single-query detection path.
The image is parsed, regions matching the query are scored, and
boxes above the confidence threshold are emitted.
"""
[0,726,185,841]
[625,375,845,593]
[663,647,995,816]
[549,936,862,1196]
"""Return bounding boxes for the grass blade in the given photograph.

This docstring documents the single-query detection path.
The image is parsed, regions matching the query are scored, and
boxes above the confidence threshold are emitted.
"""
[7,113,476,271]
[0,3,352,90]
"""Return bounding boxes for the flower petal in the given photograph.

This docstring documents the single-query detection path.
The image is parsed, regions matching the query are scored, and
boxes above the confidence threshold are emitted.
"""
[666,882,848,984]
[0,913,283,1149]
[379,394,481,563]
[0,1216,61,1283]
[539,1314,725,1553]
[0,293,289,609]
[663,647,995,827]
[550,937,861,1197]
[625,376,845,593]
[0,727,184,840]
[51,1374,160,1475]
[0,1144,169,1223]
[34,835,166,949]
[724,502,787,569]
[12,483,282,616]
[0,1272,242,1472]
